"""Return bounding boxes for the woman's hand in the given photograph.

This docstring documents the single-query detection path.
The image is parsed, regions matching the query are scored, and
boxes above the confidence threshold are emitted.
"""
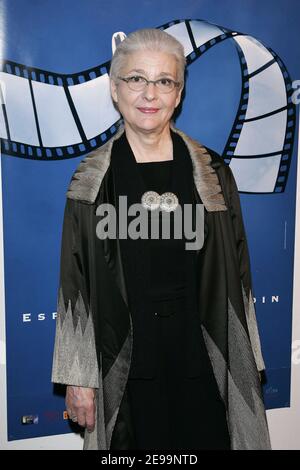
[66,385,96,433]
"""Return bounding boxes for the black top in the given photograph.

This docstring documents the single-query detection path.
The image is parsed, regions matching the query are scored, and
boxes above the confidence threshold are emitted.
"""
[138,159,187,300]
[138,159,172,188]
[111,130,208,379]
[111,130,198,305]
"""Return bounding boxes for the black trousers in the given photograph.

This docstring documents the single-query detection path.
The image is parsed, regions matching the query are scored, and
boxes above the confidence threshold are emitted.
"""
[114,296,230,450]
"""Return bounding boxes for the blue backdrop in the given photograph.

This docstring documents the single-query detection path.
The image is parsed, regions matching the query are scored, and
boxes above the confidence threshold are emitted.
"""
[1,0,299,440]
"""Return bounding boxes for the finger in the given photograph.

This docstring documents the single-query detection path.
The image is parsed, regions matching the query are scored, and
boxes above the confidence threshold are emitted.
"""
[85,400,96,431]
[85,408,96,433]
[76,409,87,428]
[85,399,96,433]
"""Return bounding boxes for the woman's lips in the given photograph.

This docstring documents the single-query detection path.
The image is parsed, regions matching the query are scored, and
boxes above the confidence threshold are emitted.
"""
[137,107,160,114]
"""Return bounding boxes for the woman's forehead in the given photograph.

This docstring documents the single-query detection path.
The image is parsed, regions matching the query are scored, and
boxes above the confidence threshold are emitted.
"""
[122,51,177,74]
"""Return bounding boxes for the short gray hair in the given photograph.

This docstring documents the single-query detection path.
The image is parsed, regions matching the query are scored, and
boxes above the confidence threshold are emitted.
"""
[109,28,186,87]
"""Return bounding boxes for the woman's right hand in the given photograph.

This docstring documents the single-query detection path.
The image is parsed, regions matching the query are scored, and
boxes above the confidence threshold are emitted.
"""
[66,385,96,433]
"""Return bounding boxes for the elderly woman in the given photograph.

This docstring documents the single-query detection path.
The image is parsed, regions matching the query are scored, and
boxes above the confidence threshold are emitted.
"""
[52,29,271,450]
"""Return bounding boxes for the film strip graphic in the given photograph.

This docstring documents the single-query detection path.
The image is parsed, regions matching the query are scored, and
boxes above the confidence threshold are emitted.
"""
[0,19,296,193]
[222,36,296,193]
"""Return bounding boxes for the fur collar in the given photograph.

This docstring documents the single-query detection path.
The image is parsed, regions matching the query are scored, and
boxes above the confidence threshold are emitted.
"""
[67,125,227,212]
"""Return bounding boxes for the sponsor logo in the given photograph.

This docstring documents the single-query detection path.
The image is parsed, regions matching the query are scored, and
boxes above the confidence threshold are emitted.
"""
[21,415,39,425]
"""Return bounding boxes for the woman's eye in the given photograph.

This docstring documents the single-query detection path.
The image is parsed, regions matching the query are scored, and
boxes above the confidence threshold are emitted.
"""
[129,76,144,83]
[159,78,172,86]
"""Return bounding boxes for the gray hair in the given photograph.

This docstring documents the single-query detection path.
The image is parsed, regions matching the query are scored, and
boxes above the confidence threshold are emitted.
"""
[109,28,186,87]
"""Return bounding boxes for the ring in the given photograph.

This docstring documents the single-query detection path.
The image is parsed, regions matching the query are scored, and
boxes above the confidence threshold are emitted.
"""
[71,416,78,422]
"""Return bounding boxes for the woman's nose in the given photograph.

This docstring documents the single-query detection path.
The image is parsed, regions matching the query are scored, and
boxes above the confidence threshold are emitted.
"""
[142,82,158,100]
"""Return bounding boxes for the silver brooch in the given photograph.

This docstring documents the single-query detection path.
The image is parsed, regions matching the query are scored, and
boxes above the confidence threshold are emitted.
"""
[141,191,161,211]
[160,192,179,212]
[141,191,178,212]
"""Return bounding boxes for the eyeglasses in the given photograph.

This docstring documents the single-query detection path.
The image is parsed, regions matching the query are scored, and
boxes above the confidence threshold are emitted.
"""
[117,75,181,93]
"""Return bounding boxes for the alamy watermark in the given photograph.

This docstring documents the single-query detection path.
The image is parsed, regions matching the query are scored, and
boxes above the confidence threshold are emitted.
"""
[96,196,204,251]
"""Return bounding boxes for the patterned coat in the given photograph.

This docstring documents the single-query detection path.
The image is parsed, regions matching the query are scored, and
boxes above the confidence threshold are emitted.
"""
[52,125,271,450]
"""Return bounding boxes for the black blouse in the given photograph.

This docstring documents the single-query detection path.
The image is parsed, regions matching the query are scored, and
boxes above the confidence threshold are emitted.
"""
[111,130,199,307]
[137,159,187,300]
[111,130,208,379]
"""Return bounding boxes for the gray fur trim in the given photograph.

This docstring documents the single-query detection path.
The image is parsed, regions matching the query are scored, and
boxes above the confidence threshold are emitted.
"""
[66,125,227,212]
[171,126,227,212]
[66,126,124,203]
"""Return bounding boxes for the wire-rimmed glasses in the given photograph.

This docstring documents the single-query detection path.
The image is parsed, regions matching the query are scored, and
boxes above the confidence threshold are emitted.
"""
[118,75,181,93]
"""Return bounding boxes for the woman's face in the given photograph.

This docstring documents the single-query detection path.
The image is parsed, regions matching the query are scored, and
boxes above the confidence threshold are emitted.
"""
[110,50,183,134]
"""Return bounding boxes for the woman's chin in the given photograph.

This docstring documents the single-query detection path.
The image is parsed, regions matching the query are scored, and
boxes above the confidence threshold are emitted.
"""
[133,118,168,134]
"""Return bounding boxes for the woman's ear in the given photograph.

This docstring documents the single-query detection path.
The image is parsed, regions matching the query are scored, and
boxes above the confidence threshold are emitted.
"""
[110,79,118,104]
[175,86,183,108]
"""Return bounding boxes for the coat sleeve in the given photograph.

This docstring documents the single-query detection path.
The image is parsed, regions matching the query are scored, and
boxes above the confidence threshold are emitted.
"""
[223,164,266,372]
[51,198,100,388]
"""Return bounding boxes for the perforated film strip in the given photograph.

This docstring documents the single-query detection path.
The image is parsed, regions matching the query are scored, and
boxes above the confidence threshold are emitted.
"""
[222,35,296,193]
[0,19,296,193]
[0,58,117,159]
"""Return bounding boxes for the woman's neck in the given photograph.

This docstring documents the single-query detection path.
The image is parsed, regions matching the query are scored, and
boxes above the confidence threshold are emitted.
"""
[124,123,173,163]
